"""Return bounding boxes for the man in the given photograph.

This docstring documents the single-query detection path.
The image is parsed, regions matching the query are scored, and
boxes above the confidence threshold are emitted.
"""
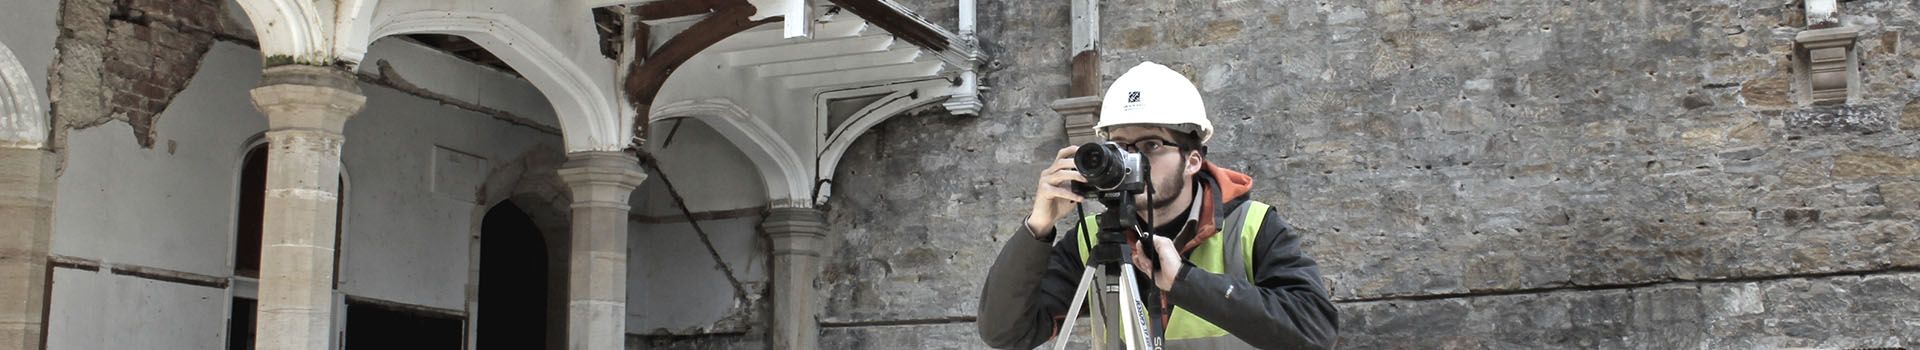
[976,62,1340,349]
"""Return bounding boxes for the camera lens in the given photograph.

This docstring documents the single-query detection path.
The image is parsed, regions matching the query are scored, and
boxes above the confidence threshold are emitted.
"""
[1074,142,1126,190]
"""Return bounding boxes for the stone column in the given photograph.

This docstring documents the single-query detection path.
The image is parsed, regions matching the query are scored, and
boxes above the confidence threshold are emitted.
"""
[761,207,828,350]
[0,147,54,350]
[248,65,364,350]
[556,151,647,350]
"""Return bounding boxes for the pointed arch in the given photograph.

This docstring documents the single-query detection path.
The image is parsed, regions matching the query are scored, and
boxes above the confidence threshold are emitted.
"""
[649,98,810,208]
[370,11,625,152]
[813,80,953,202]
[0,42,47,149]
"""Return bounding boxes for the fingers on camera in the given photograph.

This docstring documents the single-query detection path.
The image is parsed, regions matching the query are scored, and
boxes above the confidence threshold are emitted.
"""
[1044,170,1085,187]
[1056,145,1080,159]
[1042,187,1084,203]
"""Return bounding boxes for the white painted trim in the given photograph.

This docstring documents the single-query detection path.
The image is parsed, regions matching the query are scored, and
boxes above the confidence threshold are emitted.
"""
[649,99,811,207]
[0,42,46,149]
[234,0,333,63]
[334,0,380,66]
[813,80,953,204]
[371,11,624,152]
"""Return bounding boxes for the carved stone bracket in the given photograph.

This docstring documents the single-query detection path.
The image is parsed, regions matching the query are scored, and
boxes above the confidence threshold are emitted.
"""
[1050,96,1101,145]
[1795,26,1860,106]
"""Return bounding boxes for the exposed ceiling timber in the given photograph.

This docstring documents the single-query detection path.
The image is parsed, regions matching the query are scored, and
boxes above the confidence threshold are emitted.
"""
[624,3,777,114]
[634,0,724,21]
[721,35,893,67]
[823,0,951,53]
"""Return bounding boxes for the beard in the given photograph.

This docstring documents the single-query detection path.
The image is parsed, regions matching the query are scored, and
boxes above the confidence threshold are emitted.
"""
[1134,157,1190,211]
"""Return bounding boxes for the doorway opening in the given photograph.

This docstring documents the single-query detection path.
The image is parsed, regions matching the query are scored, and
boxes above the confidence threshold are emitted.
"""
[477,201,551,349]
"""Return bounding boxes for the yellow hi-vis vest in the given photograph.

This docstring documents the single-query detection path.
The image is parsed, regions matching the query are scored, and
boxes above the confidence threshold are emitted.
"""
[1074,201,1271,342]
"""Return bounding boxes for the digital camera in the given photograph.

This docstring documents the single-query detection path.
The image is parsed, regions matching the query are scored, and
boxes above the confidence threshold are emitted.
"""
[1072,141,1144,195]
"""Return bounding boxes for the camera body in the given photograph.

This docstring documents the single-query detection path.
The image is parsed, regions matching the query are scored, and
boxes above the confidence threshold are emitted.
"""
[1072,141,1146,196]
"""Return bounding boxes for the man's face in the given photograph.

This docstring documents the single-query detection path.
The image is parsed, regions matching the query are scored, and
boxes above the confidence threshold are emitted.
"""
[1104,126,1200,212]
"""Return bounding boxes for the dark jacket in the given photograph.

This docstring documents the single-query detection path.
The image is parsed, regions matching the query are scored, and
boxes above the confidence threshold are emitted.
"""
[976,161,1340,349]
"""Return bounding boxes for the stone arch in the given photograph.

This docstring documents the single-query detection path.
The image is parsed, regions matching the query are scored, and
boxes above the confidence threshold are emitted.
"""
[477,142,572,236]
[370,11,625,152]
[650,98,810,208]
[333,0,379,64]
[0,42,47,149]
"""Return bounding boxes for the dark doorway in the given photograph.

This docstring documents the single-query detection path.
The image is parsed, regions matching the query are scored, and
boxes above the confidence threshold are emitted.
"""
[343,300,464,349]
[227,298,256,350]
[477,201,550,349]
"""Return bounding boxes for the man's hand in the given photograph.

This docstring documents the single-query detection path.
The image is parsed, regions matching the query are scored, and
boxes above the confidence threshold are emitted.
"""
[1131,235,1182,292]
[1027,145,1085,237]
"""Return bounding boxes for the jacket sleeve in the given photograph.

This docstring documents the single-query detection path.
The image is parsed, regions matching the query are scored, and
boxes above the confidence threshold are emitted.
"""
[976,222,1089,349]
[1164,211,1341,349]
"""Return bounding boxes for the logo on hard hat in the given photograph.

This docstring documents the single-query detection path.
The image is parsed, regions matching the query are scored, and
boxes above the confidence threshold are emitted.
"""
[1127,91,1141,103]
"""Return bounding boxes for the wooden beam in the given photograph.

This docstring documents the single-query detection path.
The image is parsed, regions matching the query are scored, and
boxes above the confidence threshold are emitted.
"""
[1070,50,1099,97]
[635,23,651,61]
[623,4,776,137]
[825,0,950,52]
[634,0,718,20]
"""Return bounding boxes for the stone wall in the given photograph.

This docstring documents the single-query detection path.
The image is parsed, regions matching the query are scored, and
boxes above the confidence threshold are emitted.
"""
[651,0,1920,349]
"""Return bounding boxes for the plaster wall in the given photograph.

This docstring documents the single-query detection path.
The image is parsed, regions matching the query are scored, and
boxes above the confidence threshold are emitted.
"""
[47,37,562,344]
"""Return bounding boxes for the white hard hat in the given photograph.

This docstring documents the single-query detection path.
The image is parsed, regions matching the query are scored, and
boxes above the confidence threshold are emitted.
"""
[1095,61,1213,144]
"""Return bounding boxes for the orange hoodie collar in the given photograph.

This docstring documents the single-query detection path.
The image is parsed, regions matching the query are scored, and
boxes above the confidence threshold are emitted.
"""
[1178,161,1255,254]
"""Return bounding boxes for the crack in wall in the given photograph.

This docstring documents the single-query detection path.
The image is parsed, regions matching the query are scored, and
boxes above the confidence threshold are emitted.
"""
[363,60,562,136]
[633,150,753,307]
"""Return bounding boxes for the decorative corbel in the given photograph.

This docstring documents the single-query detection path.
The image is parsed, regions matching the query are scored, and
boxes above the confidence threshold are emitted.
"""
[1051,96,1101,145]
[1794,0,1859,105]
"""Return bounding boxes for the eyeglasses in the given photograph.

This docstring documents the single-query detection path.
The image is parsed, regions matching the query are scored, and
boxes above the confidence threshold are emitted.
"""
[1115,138,1180,154]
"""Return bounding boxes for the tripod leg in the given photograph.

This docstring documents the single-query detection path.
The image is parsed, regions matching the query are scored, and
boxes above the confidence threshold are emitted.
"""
[1054,268,1099,350]
[1118,264,1159,350]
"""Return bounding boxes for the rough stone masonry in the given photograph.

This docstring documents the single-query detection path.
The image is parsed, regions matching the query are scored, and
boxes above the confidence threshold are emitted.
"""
[650,0,1920,349]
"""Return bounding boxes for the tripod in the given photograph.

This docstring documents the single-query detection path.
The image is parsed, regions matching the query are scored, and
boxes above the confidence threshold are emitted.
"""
[1053,186,1163,350]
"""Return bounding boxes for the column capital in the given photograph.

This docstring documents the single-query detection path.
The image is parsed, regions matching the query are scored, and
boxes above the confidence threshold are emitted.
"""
[760,207,827,257]
[1051,96,1103,145]
[557,151,648,208]
[250,65,366,133]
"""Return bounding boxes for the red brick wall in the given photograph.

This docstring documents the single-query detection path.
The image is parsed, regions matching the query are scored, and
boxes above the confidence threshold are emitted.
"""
[53,0,223,148]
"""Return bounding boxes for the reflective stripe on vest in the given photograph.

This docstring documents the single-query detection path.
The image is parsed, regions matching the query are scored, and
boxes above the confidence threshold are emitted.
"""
[1074,201,1271,341]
